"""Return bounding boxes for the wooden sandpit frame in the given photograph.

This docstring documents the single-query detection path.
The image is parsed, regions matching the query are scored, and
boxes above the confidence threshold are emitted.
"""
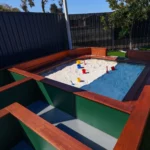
[0,47,150,150]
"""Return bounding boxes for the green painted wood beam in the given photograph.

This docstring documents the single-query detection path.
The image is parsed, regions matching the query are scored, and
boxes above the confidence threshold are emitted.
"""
[10,72,26,81]
[0,114,23,150]
[140,115,150,150]
[20,121,56,150]
[0,70,13,87]
[0,80,45,109]
[37,81,129,138]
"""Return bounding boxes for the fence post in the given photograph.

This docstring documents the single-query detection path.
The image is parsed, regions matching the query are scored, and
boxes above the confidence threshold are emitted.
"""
[63,0,73,50]
[112,27,115,50]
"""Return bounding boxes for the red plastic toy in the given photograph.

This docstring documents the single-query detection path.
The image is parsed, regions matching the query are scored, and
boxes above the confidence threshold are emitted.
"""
[82,69,86,74]
[111,66,115,71]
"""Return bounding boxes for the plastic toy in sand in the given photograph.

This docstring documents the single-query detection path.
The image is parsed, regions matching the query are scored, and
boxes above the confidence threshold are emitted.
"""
[106,66,109,73]
[70,80,74,85]
[82,69,86,74]
[111,66,115,71]
[77,77,81,82]
[77,64,82,69]
[84,60,86,65]
[76,60,81,65]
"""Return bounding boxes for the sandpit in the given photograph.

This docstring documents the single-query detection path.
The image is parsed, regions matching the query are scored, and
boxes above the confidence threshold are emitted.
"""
[41,59,145,101]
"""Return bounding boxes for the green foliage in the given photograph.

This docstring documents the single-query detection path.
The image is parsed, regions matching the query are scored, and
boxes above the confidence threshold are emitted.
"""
[50,3,63,13]
[140,46,150,51]
[50,3,57,13]
[101,0,150,49]
[20,0,63,13]
[50,0,63,13]
[21,0,35,12]
[0,4,20,12]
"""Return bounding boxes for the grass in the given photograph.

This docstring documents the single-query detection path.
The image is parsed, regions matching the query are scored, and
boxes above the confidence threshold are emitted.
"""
[140,46,150,51]
[140,48,150,51]
[107,51,126,57]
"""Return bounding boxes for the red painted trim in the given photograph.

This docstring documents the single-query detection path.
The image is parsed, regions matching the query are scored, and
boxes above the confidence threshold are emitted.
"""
[8,68,44,81]
[114,85,150,150]
[13,47,107,71]
[0,109,9,118]
[127,50,150,61]
[9,66,133,114]
[5,103,91,150]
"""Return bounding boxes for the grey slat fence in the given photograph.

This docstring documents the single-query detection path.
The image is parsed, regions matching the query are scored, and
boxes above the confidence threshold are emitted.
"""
[69,13,150,50]
[0,12,68,68]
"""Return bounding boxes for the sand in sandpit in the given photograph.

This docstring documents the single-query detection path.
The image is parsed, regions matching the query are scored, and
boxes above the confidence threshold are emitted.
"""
[41,59,145,101]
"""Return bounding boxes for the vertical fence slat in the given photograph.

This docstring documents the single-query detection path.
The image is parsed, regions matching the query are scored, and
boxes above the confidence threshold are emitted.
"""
[0,12,68,68]
[69,13,150,50]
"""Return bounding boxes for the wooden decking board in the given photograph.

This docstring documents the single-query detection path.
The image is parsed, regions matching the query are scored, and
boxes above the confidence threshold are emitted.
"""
[5,103,91,150]
[114,86,150,150]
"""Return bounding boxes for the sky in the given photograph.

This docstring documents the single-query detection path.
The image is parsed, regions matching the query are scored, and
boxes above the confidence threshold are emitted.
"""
[0,0,112,14]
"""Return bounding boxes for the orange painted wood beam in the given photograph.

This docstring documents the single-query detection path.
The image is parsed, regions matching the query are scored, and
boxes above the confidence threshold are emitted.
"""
[0,108,9,118]
[9,67,133,114]
[8,68,44,81]
[13,47,106,71]
[42,78,133,114]
[5,103,91,150]
[114,85,150,150]
[127,50,150,61]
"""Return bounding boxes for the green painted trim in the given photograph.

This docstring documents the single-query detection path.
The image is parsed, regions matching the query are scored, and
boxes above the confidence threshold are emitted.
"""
[76,96,129,138]
[140,115,150,150]
[0,80,45,109]
[0,70,25,87]
[0,114,23,150]
[20,121,56,150]
[36,81,77,117]
[0,70,14,87]
[36,81,53,105]
[37,81,129,138]
[10,72,26,81]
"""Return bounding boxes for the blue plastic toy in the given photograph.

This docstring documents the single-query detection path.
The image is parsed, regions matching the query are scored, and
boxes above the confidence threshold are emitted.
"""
[77,64,81,69]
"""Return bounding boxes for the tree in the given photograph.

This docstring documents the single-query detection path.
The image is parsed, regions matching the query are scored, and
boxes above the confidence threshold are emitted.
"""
[58,0,63,13]
[101,0,150,50]
[41,0,48,13]
[20,0,63,13]
[50,3,63,13]
[41,0,63,13]
[20,0,35,12]
[0,4,20,12]
[50,3,58,13]
[21,0,28,12]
